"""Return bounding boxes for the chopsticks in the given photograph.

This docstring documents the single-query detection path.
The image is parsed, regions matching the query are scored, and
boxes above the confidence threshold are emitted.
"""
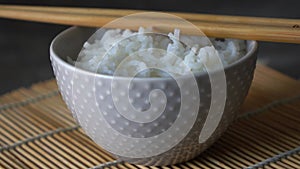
[0,5,299,44]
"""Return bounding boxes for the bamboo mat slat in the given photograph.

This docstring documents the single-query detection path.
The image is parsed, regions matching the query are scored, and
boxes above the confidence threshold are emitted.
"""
[0,64,300,169]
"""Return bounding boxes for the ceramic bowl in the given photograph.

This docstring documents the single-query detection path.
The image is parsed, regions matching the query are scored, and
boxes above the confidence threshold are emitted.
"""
[50,26,257,166]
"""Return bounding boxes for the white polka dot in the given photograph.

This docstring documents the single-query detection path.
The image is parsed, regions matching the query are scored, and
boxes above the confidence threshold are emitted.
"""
[135,92,141,98]
[215,85,220,90]
[122,107,128,111]
[97,81,103,86]
[183,106,189,110]
[120,91,126,96]
[113,97,119,102]
[144,100,150,104]
[168,106,174,111]
[99,95,104,100]
[136,107,143,112]
[130,114,136,120]
[108,104,113,109]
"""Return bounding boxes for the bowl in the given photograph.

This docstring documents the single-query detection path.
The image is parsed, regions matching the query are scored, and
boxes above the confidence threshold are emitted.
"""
[50,26,257,166]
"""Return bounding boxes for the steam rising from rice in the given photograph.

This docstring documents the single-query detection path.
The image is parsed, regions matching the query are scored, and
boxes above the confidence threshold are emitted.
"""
[68,27,246,77]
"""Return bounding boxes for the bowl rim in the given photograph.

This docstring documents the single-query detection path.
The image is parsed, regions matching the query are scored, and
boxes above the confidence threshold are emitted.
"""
[50,26,258,81]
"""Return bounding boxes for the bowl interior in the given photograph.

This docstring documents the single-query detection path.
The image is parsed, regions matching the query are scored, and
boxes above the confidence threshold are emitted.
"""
[52,27,97,61]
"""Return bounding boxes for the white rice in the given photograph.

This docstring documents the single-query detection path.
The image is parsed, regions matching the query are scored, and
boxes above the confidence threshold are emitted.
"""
[69,27,246,77]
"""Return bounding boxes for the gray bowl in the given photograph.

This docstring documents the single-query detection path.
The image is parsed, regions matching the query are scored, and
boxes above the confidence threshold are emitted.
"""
[50,26,257,166]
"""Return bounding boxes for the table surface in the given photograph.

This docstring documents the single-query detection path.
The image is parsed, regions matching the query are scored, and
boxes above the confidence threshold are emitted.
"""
[0,64,300,169]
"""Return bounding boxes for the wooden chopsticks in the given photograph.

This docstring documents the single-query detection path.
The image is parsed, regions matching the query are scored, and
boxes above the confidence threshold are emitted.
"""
[0,5,299,44]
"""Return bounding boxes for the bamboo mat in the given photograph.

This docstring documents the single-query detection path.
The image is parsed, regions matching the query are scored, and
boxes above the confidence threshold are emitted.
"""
[0,64,300,169]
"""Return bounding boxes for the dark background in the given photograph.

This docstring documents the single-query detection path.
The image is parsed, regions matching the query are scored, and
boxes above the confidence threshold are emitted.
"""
[1,1,300,94]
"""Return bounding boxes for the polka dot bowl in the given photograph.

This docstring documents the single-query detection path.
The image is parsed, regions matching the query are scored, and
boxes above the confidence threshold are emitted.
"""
[50,27,257,166]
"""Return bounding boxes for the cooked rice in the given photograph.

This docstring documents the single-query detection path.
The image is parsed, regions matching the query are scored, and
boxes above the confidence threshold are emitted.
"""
[69,27,246,77]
